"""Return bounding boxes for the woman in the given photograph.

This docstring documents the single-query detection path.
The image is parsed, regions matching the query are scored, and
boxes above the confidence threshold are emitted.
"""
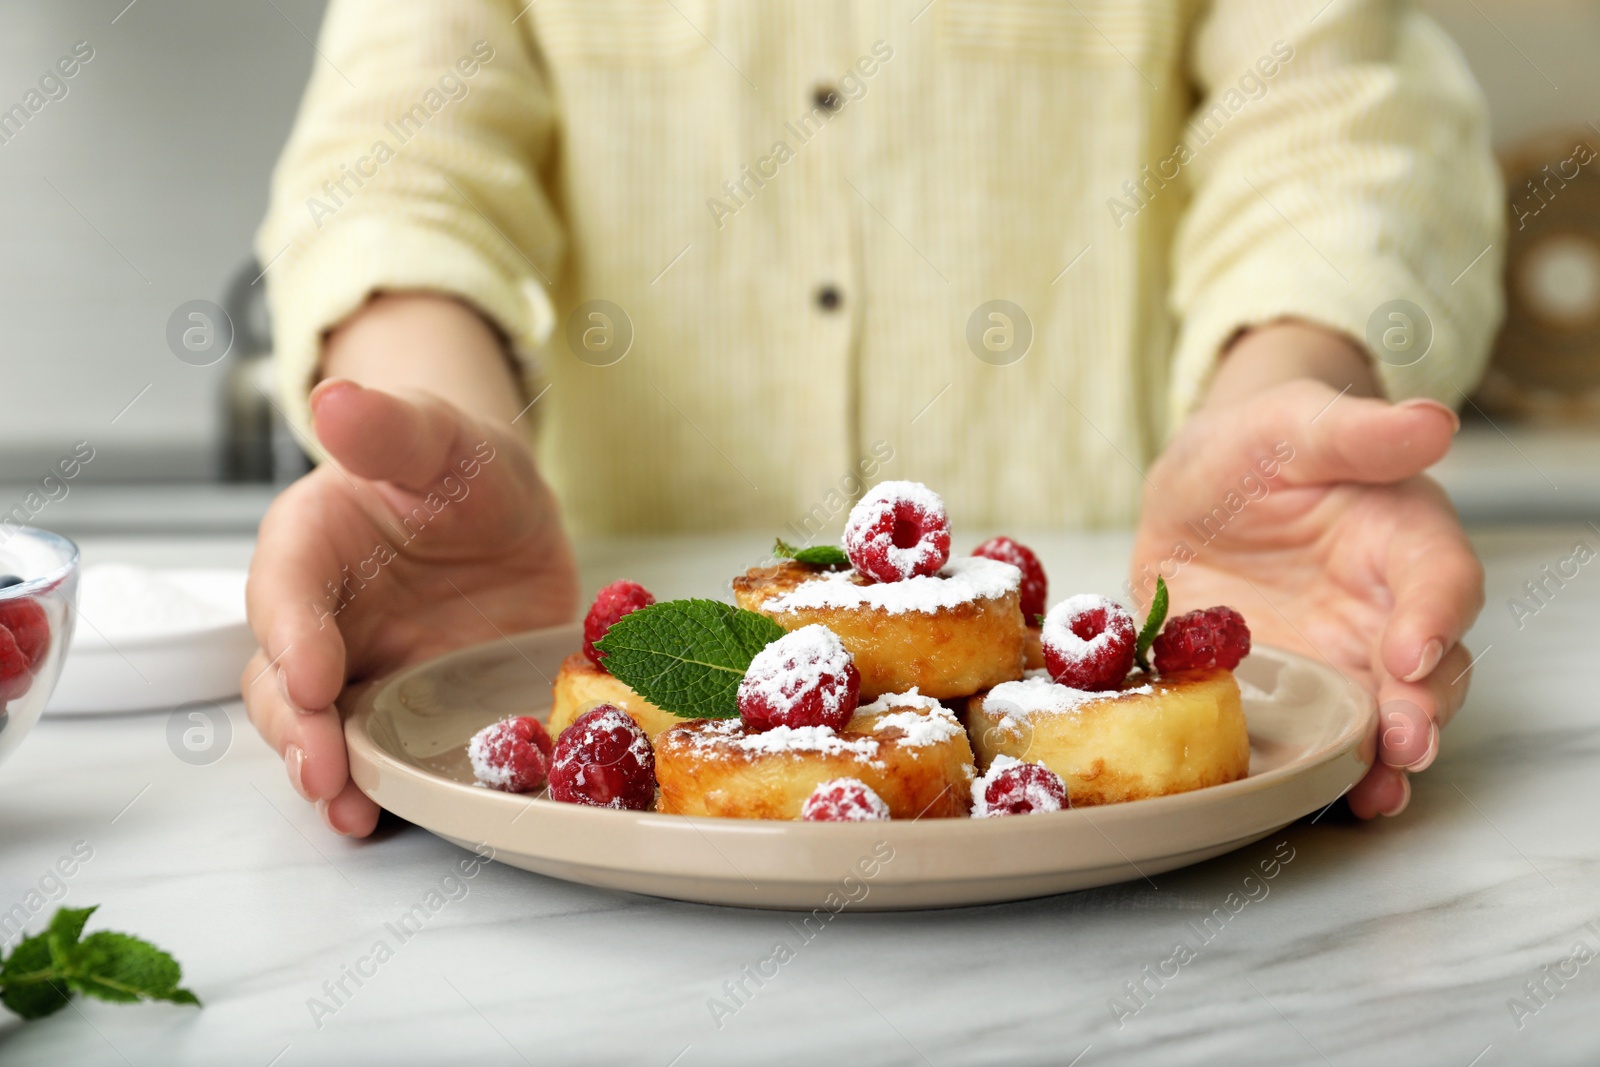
[245,0,1500,835]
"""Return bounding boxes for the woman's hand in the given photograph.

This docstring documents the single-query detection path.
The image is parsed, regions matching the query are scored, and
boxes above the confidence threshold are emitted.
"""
[241,380,578,836]
[1131,324,1484,818]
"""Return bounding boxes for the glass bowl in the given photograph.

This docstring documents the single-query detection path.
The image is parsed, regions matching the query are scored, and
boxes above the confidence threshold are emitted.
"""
[0,527,79,769]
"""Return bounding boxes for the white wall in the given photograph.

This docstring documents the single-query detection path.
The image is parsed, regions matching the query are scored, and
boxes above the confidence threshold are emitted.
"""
[0,0,322,482]
[1420,0,1600,151]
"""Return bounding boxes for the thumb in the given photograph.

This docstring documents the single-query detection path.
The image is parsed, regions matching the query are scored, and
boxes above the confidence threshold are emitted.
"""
[1227,382,1460,489]
[309,379,490,494]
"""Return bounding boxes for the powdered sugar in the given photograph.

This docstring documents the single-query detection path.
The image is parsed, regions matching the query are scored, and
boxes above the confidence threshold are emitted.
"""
[467,726,517,789]
[983,670,1153,719]
[994,714,1023,735]
[562,706,653,767]
[984,673,1096,716]
[853,479,946,527]
[971,754,1021,816]
[547,706,656,810]
[971,754,1067,817]
[687,718,881,759]
[76,564,237,640]
[971,536,1048,619]
[843,480,951,581]
[876,700,960,751]
[1041,594,1131,661]
[738,624,856,724]
[762,556,1020,616]
[467,717,552,793]
[1039,593,1137,690]
[857,688,945,716]
[802,778,892,821]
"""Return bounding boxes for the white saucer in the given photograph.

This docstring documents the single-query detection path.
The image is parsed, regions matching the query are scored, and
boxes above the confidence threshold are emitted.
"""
[45,568,256,714]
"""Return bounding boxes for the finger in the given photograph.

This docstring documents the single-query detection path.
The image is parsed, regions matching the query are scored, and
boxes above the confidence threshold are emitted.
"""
[1373,642,1474,765]
[1346,763,1410,819]
[320,781,382,838]
[1375,696,1435,770]
[1213,382,1458,490]
[1379,500,1485,683]
[241,650,351,803]
[245,479,351,712]
[310,379,483,494]
[1420,642,1476,728]
[1379,641,1475,730]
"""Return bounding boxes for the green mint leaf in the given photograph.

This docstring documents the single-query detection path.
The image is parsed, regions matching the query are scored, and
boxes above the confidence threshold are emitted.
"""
[773,538,850,568]
[1134,576,1169,672]
[1,907,200,1020]
[46,905,96,964]
[1,932,71,1020]
[594,599,786,719]
[64,932,199,1008]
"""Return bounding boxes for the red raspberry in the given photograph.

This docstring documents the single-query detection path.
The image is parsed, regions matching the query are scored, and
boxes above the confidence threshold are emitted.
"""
[467,716,554,793]
[1153,606,1252,672]
[972,537,1048,621]
[0,598,50,669]
[737,625,861,733]
[0,597,46,703]
[974,757,1067,817]
[1041,594,1136,691]
[843,481,951,583]
[583,580,655,668]
[0,625,34,703]
[548,705,656,810]
[802,778,891,821]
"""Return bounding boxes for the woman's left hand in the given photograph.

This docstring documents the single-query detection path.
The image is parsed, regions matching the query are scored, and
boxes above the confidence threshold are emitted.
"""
[1131,325,1484,818]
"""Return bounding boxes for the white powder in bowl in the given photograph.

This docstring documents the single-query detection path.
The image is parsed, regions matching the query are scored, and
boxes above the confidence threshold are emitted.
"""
[75,564,238,642]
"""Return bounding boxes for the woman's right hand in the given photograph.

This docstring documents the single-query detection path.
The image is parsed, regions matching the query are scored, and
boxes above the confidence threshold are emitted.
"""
[240,379,578,836]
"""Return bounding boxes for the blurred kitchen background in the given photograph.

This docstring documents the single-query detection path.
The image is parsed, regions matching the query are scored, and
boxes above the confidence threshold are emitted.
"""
[2,0,1599,535]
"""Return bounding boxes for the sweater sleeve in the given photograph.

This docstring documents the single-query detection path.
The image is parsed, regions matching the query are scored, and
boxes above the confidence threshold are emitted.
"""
[1167,0,1504,425]
[254,0,562,448]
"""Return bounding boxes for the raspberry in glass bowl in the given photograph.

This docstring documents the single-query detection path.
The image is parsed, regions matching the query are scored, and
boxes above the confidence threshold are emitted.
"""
[0,527,79,769]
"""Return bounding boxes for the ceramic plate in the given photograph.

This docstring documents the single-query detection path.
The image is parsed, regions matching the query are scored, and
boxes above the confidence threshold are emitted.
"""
[346,623,1375,911]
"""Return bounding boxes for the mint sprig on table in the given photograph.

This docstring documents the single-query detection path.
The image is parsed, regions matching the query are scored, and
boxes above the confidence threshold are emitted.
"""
[1134,576,1169,672]
[1,905,199,1020]
[594,599,786,719]
[772,538,850,568]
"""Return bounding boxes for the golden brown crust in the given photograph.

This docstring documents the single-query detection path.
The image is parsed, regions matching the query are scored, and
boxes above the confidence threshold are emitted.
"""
[654,698,975,820]
[732,561,844,603]
[733,561,1026,701]
[548,652,686,741]
[966,669,1250,806]
[1024,626,1044,672]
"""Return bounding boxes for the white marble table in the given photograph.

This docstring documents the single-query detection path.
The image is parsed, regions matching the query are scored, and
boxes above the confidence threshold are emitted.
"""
[1,526,1596,1066]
